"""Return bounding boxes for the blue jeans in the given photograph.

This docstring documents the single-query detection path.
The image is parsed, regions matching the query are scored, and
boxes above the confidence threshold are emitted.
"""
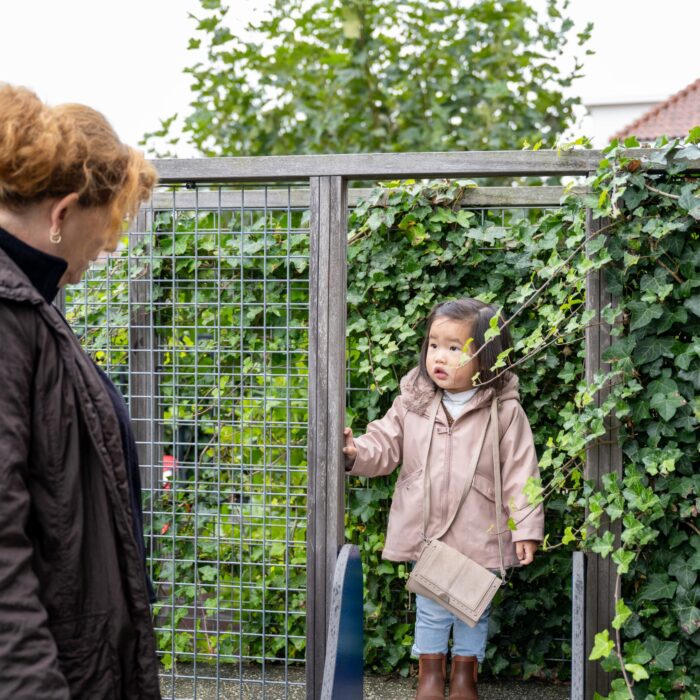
[412,594,491,661]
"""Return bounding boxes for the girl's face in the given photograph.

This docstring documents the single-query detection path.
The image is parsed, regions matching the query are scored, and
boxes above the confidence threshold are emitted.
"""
[426,316,479,392]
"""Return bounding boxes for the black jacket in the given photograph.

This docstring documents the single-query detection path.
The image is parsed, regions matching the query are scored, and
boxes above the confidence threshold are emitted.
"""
[0,247,161,699]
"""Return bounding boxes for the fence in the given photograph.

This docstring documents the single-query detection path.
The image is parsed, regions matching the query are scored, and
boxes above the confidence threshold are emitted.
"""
[62,149,687,700]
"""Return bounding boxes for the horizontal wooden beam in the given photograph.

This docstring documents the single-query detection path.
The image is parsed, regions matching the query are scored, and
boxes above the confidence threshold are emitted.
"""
[152,149,699,183]
[143,186,587,211]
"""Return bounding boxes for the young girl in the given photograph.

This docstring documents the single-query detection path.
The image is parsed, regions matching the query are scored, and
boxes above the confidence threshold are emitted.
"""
[343,298,544,700]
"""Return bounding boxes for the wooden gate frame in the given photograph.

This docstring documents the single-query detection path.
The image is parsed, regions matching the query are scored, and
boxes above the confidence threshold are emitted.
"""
[143,149,697,700]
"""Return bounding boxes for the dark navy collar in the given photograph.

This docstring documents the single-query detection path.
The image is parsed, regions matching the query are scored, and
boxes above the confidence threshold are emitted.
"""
[0,226,67,303]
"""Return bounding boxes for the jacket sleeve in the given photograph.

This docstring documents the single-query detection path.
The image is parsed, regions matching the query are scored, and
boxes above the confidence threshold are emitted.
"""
[498,400,545,543]
[0,307,70,698]
[347,396,405,478]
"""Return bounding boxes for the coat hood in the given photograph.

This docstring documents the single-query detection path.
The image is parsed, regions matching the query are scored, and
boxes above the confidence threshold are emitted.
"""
[399,366,521,416]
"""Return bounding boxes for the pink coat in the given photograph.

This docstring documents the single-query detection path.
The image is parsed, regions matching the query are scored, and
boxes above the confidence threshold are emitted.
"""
[348,367,544,569]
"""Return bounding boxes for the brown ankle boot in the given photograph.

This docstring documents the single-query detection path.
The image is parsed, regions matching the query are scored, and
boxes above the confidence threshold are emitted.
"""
[448,655,479,699]
[415,653,446,699]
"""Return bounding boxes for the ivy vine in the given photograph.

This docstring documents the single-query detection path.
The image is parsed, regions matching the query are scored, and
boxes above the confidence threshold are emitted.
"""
[346,134,699,698]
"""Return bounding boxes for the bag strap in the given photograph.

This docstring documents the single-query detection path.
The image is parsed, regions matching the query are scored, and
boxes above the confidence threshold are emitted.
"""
[420,393,506,578]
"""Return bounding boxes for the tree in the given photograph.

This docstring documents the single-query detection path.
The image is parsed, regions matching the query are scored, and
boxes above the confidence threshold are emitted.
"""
[145,0,591,157]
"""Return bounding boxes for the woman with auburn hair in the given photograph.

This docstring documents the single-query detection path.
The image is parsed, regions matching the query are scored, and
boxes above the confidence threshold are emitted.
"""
[0,84,161,699]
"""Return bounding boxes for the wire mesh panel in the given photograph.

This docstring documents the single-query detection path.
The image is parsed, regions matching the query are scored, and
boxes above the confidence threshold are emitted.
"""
[64,183,310,699]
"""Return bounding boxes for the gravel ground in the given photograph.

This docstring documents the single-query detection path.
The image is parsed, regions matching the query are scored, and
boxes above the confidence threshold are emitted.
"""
[160,663,570,699]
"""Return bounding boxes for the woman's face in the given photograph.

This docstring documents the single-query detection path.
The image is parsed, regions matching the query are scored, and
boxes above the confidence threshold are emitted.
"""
[425,316,479,392]
[54,204,117,286]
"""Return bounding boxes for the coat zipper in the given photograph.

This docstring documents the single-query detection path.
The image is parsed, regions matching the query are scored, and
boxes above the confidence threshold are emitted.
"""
[442,419,453,531]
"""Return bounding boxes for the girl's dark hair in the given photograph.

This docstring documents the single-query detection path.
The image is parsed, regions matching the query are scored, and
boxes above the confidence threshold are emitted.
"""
[418,298,514,392]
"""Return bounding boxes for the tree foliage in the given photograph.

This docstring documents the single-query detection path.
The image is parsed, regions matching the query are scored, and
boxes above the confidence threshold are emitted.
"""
[145,0,590,157]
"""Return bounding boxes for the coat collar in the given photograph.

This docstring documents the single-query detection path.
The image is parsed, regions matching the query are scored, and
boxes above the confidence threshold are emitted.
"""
[0,226,67,303]
[0,245,51,306]
[399,365,521,417]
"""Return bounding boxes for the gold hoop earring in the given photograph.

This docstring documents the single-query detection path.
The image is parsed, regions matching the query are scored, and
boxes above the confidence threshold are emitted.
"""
[49,228,62,244]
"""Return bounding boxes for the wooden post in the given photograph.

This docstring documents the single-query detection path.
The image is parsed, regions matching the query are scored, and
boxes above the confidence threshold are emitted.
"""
[128,211,160,529]
[571,551,586,700]
[307,176,348,700]
[584,213,622,698]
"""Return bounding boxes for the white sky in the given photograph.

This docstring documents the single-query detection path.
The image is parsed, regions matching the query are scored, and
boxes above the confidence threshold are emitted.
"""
[0,0,697,154]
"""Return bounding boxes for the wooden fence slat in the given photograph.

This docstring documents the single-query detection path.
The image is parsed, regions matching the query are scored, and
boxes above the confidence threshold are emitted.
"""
[584,213,622,699]
[307,176,347,700]
[144,185,588,211]
[152,149,700,183]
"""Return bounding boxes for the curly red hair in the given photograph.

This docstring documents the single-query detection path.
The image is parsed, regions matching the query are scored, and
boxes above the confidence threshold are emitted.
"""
[0,84,157,244]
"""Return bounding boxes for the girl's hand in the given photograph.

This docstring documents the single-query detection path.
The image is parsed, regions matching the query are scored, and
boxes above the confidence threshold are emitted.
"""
[516,540,538,566]
[342,427,357,469]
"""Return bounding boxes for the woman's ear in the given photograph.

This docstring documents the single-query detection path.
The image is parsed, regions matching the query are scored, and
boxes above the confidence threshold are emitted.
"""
[49,193,80,233]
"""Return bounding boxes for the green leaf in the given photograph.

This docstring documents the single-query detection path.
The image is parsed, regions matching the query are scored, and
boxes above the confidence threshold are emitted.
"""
[684,294,700,318]
[639,574,678,601]
[591,531,615,558]
[678,186,700,219]
[623,639,652,665]
[649,390,685,421]
[645,636,679,672]
[623,663,649,681]
[612,598,632,629]
[633,337,675,365]
[627,301,663,331]
[669,556,698,590]
[589,629,615,661]
[562,526,576,545]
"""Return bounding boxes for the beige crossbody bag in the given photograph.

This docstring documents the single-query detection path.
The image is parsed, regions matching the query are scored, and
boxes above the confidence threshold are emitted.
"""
[406,391,506,627]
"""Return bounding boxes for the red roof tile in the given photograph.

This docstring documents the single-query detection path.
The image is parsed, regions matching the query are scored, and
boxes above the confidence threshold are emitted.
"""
[612,78,700,142]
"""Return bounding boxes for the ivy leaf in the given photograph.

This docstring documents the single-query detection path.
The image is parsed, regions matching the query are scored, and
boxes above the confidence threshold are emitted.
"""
[562,526,576,545]
[624,663,649,681]
[645,636,679,671]
[589,629,615,661]
[455,210,474,228]
[612,549,635,575]
[523,477,544,506]
[591,531,615,558]
[633,337,675,365]
[639,574,678,601]
[623,639,652,665]
[678,186,700,219]
[627,301,663,331]
[649,390,685,421]
[607,679,634,700]
[367,210,386,232]
[669,556,698,590]
[676,605,700,635]
[683,294,700,318]
[612,597,632,629]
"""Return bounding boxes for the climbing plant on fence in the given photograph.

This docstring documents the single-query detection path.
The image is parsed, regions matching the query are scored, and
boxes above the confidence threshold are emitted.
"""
[580,136,700,700]
[345,135,699,698]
